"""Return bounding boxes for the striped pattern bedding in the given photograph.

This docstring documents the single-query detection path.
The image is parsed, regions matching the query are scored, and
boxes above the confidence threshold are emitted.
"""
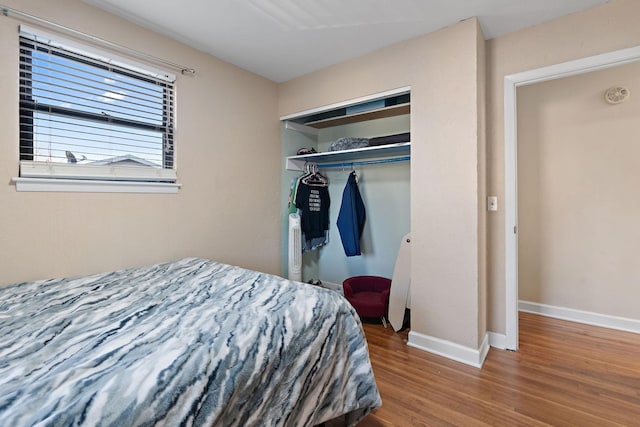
[0,258,381,426]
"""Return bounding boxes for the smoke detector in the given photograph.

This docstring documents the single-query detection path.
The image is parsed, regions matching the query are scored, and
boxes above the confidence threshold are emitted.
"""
[604,86,630,104]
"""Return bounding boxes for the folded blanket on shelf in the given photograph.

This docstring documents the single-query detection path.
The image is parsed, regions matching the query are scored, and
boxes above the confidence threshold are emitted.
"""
[329,137,370,151]
[328,133,410,152]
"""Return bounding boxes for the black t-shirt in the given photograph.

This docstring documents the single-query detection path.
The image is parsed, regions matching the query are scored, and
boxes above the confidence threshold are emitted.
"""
[295,182,331,239]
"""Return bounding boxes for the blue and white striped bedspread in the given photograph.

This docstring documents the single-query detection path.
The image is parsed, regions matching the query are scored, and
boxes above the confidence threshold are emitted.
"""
[0,258,381,426]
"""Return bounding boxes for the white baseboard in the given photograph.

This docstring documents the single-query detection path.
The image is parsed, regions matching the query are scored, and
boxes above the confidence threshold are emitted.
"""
[519,300,640,334]
[488,332,507,350]
[407,331,489,368]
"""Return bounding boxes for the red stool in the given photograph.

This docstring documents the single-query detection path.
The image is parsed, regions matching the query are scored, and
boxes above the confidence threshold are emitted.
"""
[342,276,392,327]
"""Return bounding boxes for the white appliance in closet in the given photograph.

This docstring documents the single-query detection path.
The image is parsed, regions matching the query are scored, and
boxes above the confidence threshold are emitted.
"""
[288,213,302,282]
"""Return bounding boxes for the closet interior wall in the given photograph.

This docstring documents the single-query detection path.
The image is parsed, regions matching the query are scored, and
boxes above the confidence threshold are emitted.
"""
[280,114,410,287]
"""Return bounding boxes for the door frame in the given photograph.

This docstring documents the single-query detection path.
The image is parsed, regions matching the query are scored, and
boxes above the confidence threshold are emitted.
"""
[503,45,640,350]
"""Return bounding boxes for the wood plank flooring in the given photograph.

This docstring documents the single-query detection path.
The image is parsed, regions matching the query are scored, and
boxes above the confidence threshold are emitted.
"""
[356,312,640,426]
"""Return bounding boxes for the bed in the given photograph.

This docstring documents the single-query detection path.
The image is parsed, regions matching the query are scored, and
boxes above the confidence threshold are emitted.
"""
[0,257,381,426]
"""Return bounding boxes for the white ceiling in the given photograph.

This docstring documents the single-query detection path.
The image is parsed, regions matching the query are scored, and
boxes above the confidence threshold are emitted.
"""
[83,0,609,83]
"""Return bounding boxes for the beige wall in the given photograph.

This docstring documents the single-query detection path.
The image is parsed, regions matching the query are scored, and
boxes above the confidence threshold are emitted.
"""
[0,0,281,285]
[476,22,488,344]
[4,0,634,356]
[279,18,484,350]
[280,0,640,345]
[517,62,640,320]
[486,0,640,333]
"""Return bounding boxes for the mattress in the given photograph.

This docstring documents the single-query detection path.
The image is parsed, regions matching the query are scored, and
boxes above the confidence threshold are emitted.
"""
[0,258,381,426]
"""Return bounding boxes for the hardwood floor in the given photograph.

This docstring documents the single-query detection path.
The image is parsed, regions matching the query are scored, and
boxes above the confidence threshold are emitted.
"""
[356,312,640,426]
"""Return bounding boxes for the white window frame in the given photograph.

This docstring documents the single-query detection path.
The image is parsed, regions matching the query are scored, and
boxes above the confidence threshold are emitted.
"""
[13,25,181,193]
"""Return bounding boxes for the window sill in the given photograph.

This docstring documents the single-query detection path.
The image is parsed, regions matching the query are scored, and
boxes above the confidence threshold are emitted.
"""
[12,177,181,193]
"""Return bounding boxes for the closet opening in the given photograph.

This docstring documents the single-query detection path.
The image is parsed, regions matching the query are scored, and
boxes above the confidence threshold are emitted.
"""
[280,88,411,331]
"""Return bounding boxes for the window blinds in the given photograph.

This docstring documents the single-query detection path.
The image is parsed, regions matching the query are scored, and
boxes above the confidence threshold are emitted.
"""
[18,25,176,182]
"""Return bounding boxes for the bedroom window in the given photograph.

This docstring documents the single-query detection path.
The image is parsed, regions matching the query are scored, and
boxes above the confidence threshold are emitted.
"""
[15,25,179,193]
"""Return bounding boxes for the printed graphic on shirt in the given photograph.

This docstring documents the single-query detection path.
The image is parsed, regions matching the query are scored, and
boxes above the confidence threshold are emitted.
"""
[309,189,321,211]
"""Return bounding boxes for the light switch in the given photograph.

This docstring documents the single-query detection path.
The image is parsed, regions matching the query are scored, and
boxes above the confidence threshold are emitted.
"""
[488,196,498,211]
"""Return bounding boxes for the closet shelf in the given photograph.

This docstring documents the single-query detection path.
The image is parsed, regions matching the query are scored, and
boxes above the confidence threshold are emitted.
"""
[286,142,411,171]
[303,103,410,129]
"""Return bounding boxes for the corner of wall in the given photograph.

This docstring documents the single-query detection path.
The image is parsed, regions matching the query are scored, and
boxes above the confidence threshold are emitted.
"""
[408,330,490,368]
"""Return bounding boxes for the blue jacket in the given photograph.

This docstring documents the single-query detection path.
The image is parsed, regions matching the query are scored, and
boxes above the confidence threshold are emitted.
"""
[337,172,366,256]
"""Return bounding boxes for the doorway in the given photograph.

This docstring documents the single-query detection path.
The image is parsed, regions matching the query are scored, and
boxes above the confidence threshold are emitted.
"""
[503,45,640,350]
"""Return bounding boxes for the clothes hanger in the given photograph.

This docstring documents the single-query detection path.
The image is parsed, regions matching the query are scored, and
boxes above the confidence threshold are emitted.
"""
[302,163,328,186]
[350,164,358,183]
[299,162,313,180]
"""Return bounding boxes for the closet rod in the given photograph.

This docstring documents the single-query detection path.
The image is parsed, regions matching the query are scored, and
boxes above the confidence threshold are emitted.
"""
[317,156,410,169]
[1,4,196,75]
